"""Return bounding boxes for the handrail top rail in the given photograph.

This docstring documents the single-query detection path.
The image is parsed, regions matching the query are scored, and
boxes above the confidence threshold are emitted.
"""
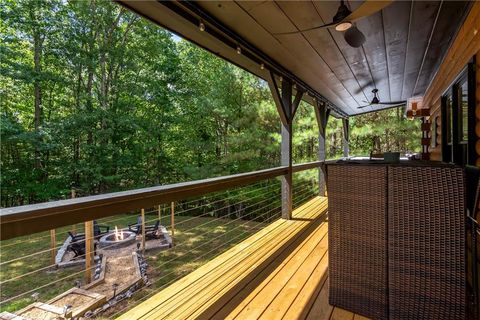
[0,161,323,240]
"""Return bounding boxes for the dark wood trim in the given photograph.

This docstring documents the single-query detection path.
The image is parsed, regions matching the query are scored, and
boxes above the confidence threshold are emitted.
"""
[452,83,461,164]
[440,95,451,163]
[468,56,477,165]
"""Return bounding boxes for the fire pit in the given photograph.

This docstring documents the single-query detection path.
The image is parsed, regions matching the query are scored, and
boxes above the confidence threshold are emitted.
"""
[99,227,136,249]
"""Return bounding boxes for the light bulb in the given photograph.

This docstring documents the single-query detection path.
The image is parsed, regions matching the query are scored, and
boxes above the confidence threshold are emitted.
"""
[236,46,241,54]
[199,21,205,32]
[260,63,265,70]
[335,21,352,32]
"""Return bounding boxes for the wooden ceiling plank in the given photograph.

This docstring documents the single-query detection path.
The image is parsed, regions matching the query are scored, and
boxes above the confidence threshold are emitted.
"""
[383,1,411,102]
[413,1,470,96]
[275,1,363,113]
[197,1,348,114]
[312,1,377,113]
[401,1,441,100]
[243,0,356,113]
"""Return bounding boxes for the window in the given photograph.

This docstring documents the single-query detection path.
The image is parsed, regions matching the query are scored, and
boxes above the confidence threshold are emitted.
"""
[440,58,476,166]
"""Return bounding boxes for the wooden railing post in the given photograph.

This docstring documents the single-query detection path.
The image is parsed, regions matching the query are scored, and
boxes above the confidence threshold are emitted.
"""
[342,118,349,158]
[50,229,56,265]
[84,220,94,284]
[267,71,303,220]
[158,204,162,225]
[171,202,175,246]
[315,101,330,196]
[71,189,76,234]
[141,208,146,255]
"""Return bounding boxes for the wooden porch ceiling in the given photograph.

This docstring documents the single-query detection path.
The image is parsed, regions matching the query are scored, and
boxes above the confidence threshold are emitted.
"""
[119,1,470,117]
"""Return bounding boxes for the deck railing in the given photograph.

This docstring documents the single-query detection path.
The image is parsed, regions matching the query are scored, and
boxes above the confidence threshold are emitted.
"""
[0,162,323,317]
[1,161,323,240]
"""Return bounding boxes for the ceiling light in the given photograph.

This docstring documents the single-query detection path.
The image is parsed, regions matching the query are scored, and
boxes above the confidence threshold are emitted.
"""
[236,46,241,54]
[260,63,265,70]
[335,21,352,32]
[199,21,205,32]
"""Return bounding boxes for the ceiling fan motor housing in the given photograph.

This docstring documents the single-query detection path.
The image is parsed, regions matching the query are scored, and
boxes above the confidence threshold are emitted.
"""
[333,1,352,23]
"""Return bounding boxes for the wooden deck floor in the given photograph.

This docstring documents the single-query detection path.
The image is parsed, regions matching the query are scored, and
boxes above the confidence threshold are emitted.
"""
[118,196,367,320]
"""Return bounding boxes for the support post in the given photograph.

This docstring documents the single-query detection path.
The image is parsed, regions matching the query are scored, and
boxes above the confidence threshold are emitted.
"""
[71,189,76,234]
[314,101,330,196]
[50,229,56,265]
[141,208,146,255]
[342,118,349,158]
[84,220,94,284]
[171,202,175,246]
[158,204,162,225]
[267,72,303,220]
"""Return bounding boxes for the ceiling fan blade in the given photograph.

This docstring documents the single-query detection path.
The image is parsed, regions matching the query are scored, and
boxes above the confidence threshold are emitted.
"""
[344,26,366,47]
[272,21,336,36]
[355,81,375,95]
[378,101,407,106]
[345,0,393,22]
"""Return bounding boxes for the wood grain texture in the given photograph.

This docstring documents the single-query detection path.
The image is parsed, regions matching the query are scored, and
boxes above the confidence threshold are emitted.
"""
[423,1,480,160]
[117,196,369,320]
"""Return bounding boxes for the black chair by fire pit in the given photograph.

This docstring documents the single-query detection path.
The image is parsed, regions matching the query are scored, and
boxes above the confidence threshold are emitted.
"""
[128,217,161,240]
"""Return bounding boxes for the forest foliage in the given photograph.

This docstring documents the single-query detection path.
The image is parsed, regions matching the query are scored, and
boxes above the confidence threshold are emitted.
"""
[0,0,421,207]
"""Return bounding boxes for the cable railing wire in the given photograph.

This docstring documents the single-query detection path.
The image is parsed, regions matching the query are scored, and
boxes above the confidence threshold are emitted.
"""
[0,197,283,306]
[0,181,272,249]
[0,180,316,311]
[110,206,282,318]
[0,187,282,286]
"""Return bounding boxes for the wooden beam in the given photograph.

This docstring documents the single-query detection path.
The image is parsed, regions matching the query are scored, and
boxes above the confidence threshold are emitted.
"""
[342,118,349,158]
[50,229,56,265]
[84,220,94,284]
[141,208,146,255]
[314,101,330,196]
[267,71,288,125]
[452,83,461,164]
[468,57,477,165]
[291,88,304,120]
[171,202,175,246]
[158,204,162,225]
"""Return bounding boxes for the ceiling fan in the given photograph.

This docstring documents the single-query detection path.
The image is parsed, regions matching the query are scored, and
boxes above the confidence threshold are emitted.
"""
[358,89,406,109]
[273,0,393,48]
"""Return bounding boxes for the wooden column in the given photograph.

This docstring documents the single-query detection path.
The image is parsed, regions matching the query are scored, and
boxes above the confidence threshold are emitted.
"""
[342,118,349,158]
[71,189,76,234]
[50,229,56,265]
[84,220,94,284]
[170,202,175,246]
[158,204,162,225]
[141,208,146,255]
[267,71,303,220]
[314,101,330,196]
[452,83,461,164]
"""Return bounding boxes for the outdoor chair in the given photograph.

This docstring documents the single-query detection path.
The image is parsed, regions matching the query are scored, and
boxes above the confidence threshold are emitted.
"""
[68,239,97,258]
[129,217,161,239]
[93,220,110,240]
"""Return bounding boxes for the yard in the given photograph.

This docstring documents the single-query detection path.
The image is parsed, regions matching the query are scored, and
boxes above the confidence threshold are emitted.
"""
[0,213,269,314]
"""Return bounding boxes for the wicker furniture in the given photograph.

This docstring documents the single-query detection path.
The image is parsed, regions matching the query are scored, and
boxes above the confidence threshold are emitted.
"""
[328,164,388,320]
[388,165,465,319]
[327,162,466,320]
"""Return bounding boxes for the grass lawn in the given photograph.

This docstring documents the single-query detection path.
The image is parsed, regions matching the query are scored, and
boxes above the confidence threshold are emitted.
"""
[0,213,272,315]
